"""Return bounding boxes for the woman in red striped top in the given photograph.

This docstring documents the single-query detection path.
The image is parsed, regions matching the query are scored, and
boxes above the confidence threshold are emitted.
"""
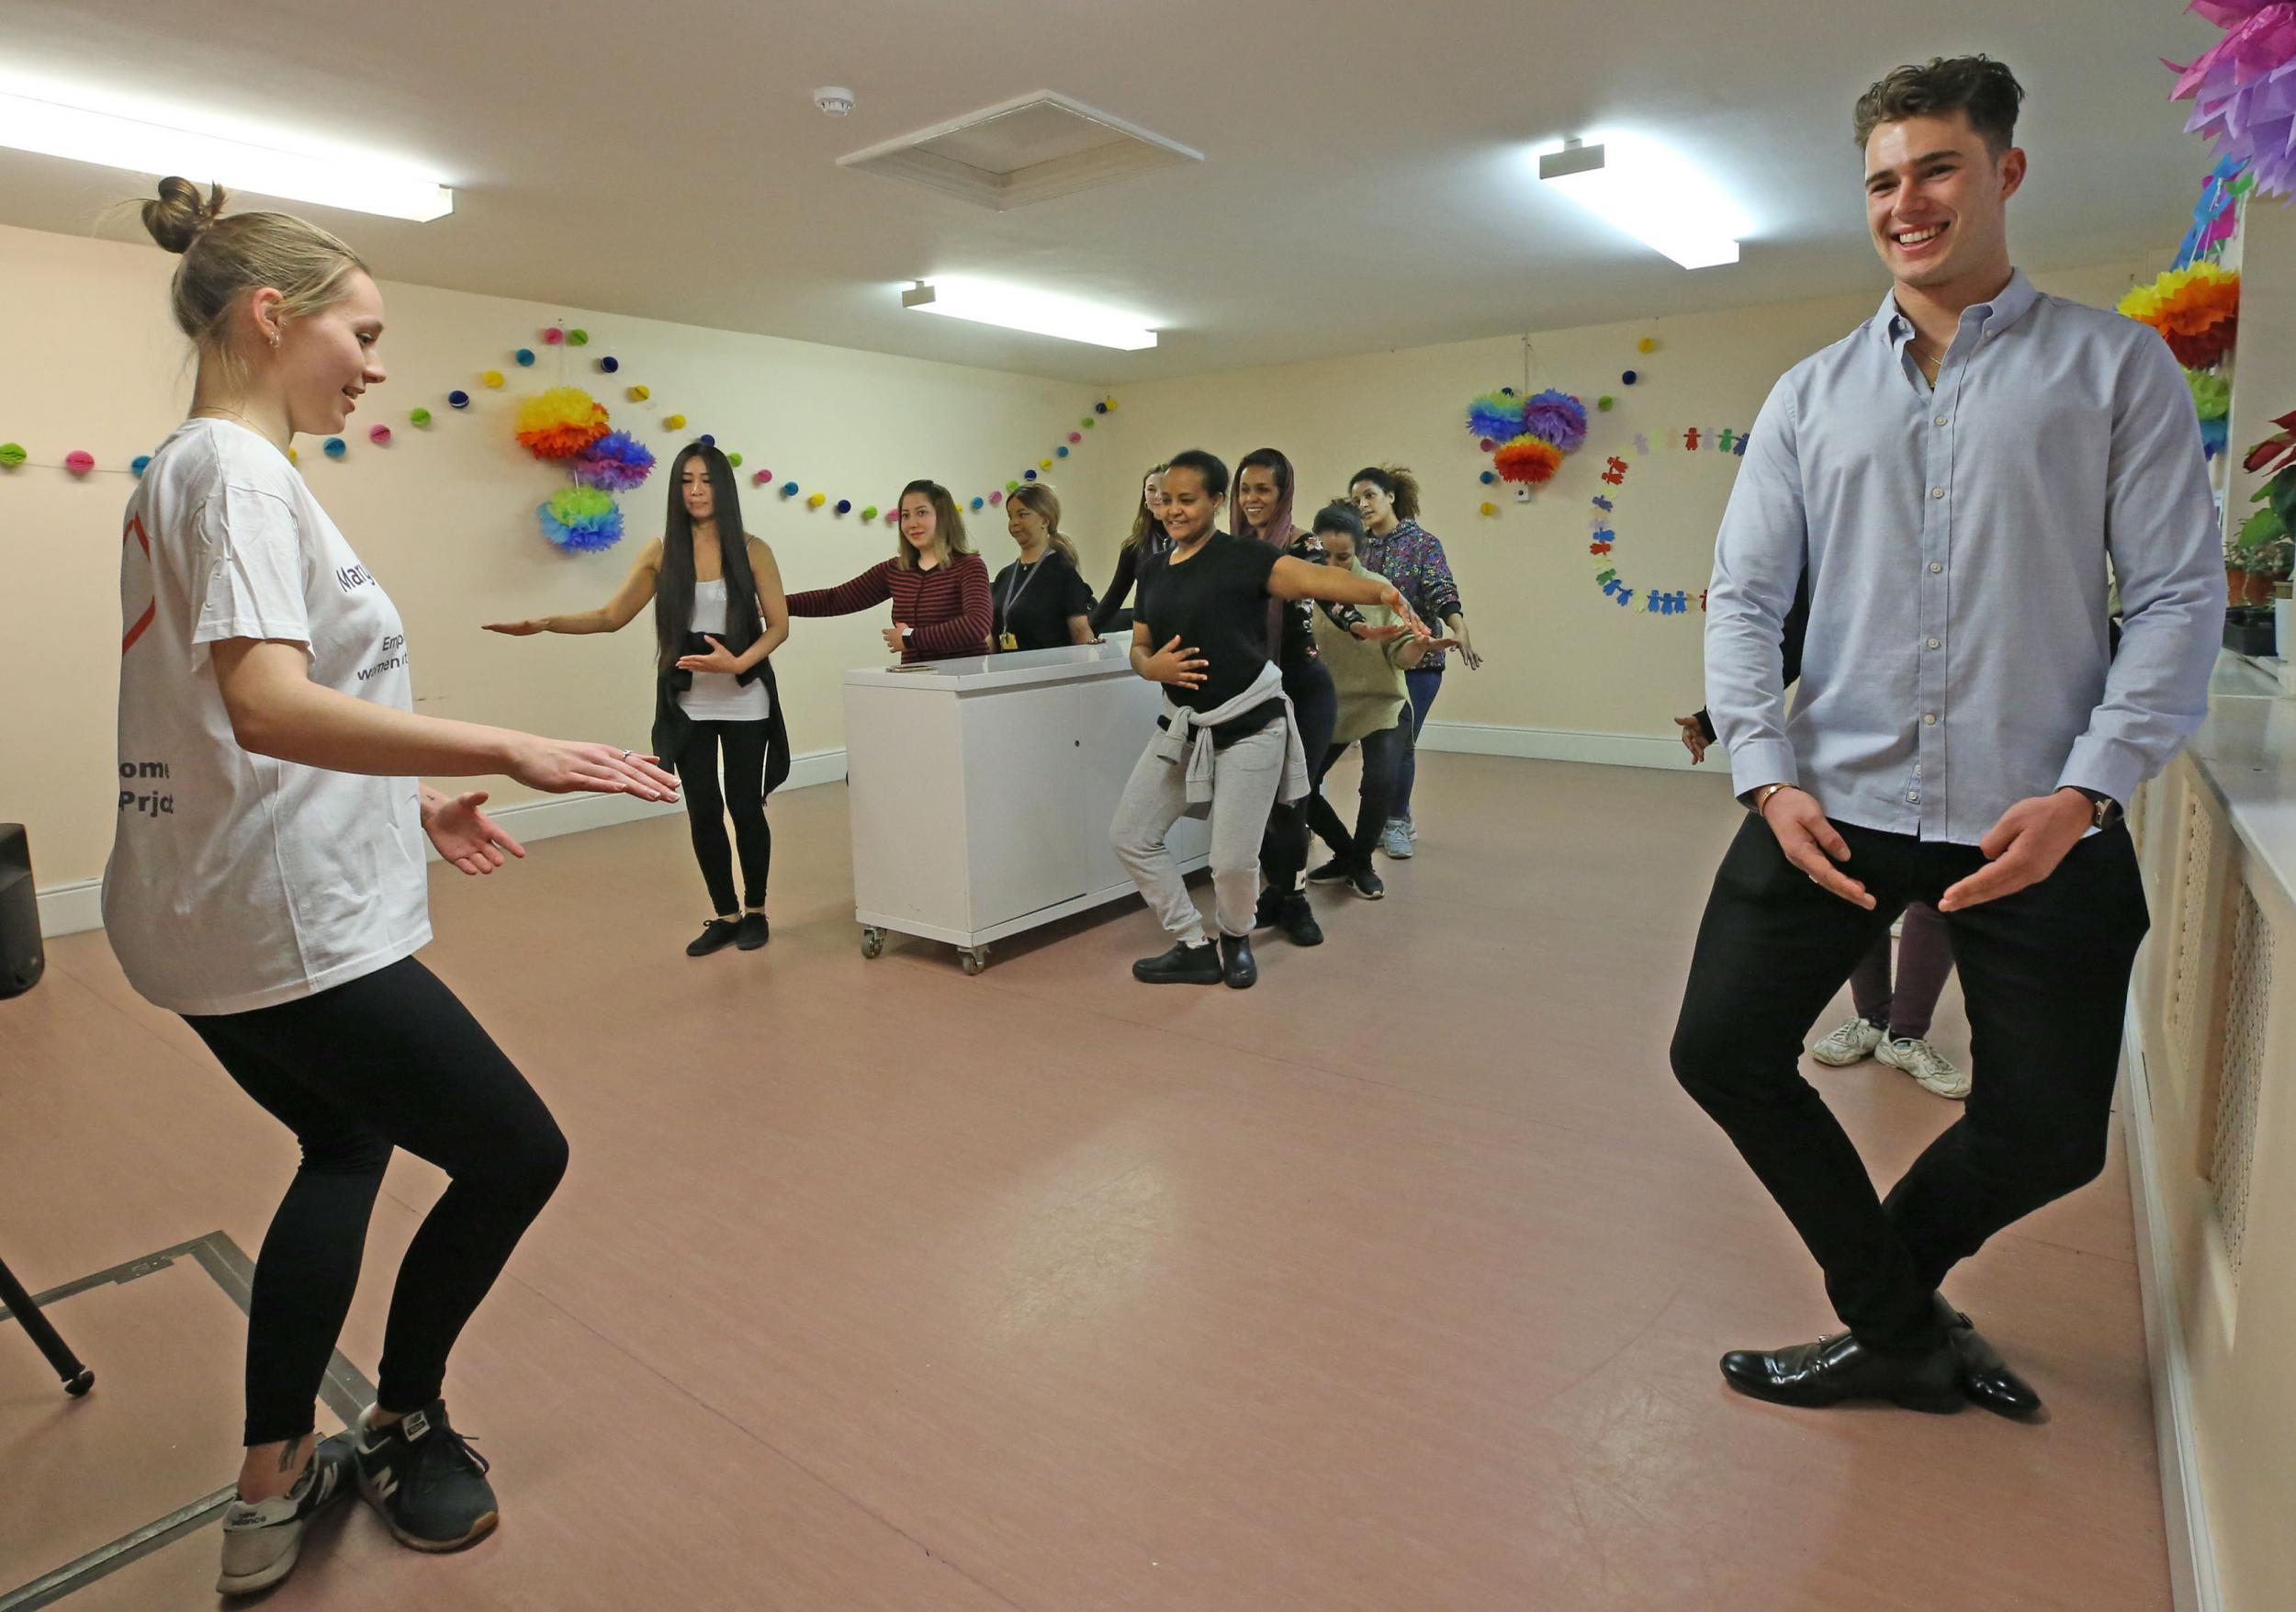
[785,479,993,663]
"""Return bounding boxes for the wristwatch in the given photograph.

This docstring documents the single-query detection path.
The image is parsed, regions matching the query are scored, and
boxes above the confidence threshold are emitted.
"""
[2070,787,2124,830]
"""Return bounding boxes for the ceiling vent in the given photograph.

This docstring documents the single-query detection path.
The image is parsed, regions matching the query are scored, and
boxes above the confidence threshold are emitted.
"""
[838,90,1200,211]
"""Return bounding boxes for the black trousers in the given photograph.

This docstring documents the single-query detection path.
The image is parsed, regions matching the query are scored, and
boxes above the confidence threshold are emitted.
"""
[1304,717,1412,870]
[677,718,773,915]
[186,957,568,1445]
[1671,817,2148,1351]
[1259,659,1336,894]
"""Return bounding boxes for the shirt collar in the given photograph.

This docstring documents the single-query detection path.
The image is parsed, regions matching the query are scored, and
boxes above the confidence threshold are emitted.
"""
[1874,267,2040,348]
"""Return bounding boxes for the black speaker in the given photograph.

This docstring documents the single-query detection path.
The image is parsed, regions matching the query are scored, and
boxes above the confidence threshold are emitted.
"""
[0,824,45,998]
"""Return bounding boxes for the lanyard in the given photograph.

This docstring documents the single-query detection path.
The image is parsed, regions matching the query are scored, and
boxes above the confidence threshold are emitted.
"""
[1002,555,1048,619]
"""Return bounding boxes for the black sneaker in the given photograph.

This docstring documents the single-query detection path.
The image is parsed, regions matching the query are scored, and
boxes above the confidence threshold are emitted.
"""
[1253,888,1283,930]
[353,1401,500,1552]
[1306,859,1352,885]
[737,912,770,950]
[216,1433,356,1595]
[1131,941,1222,985]
[1275,892,1324,947]
[685,919,740,957]
[1346,864,1385,900]
[1218,933,1257,989]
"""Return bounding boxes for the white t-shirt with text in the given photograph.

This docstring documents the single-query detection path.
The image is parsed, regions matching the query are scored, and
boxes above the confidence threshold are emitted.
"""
[102,418,431,1014]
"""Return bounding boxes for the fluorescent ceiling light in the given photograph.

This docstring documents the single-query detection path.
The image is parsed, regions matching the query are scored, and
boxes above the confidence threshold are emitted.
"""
[0,87,453,222]
[903,278,1157,350]
[1536,134,1745,269]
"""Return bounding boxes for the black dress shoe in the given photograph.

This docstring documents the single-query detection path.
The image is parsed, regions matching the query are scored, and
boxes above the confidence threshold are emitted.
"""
[685,919,741,957]
[1218,933,1257,989]
[1132,941,1222,985]
[1719,1330,1964,1413]
[1937,1295,2044,1418]
[737,912,770,951]
[1275,892,1324,947]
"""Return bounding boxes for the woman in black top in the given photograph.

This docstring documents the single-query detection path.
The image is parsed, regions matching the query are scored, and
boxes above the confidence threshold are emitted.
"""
[1088,462,1170,634]
[1110,449,1423,990]
[991,482,1097,650]
[1231,448,1367,948]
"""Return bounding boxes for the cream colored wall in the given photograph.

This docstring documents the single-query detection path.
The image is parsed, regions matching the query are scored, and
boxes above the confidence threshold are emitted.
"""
[0,221,1121,890]
[1074,257,2162,743]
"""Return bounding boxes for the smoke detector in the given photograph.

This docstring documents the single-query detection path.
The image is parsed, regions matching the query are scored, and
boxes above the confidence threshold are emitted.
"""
[814,87,856,117]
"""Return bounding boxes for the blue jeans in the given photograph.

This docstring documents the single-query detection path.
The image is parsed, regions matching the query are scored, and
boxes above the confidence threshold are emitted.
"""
[1391,666,1443,820]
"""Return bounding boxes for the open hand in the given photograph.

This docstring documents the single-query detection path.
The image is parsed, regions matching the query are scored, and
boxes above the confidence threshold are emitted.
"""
[422,790,527,876]
[1761,786,1874,908]
[1675,716,1710,765]
[675,635,741,675]
[482,618,547,637]
[1939,790,2093,912]
[506,738,681,802]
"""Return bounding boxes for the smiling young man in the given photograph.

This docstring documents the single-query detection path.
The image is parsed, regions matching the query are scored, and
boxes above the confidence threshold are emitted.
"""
[1671,57,2223,1415]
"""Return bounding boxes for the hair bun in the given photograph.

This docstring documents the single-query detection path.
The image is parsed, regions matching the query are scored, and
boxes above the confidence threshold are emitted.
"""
[141,176,230,254]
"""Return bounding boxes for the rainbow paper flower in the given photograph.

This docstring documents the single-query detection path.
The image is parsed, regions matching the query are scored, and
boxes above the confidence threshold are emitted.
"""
[1493,435,1563,485]
[514,387,611,461]
[2119,263,2240,367]
[2168,3,2296,199]
[538,485,625,552]
[1467,390,1526,441]
[569,430,657,491]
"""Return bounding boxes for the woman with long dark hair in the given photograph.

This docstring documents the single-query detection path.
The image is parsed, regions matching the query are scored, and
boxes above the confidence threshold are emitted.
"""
[784,479,993,663]
[1088,462,1171,635]
[487,443,792,955]
[1231,447,1367,947]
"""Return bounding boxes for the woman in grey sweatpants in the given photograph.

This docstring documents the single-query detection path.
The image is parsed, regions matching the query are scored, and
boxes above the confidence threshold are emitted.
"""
[1112,449,1423,990]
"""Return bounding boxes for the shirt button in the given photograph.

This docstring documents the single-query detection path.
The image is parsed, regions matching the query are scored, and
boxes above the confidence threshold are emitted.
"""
[1930,487,1946,500]
[1930,562,1943,574]
[1924,713,1938,725]
[1927,637,1941,649]
[1908,792,1921,804]
[1933,415,1949,427]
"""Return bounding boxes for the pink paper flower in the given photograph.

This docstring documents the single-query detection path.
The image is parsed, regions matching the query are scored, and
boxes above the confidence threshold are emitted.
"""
[2168,2,2296,197]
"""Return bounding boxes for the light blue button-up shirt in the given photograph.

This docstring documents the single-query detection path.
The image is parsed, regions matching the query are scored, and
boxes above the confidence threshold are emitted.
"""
[1705,269,2224,845]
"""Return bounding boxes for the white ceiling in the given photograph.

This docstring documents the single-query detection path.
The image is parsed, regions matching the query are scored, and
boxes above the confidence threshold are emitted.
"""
[0,0,2225,383]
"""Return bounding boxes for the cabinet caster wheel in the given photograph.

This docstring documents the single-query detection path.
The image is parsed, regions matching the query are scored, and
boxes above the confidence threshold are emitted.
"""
[959,948,987,975]
[861,927,884,960]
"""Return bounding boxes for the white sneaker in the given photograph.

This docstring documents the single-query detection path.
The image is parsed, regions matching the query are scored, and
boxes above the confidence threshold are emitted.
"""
[217,1434,355,1595]
[1808,1017,1885,1066]
[1877,1037,1970,1100]
[1380,819,1415,859]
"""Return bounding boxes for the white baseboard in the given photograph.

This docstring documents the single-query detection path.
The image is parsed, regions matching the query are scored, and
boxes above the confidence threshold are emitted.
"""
[1415,719,1694,772]
[33,748,848,940]
[2121,998,2223,1612]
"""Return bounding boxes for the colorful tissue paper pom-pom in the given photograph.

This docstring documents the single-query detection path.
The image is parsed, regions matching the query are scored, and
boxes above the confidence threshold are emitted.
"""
[515,387,612,461]
[1468,390,1526,440]
[1492,435,1563,485]
[65,450,96,475]
[2189,368,2233,422]
[2119,264,2240,368]
[2202,414,2231,459]
[322,438,347,458]
[448,390,470,409]
[538,486,623,553]
[369,425,391,445]
[2169,6,2296,198]
[1521,389,1590,454]
[569,431,657,491]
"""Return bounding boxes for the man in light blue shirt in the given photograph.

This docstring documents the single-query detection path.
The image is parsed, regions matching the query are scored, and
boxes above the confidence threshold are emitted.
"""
[1672,56,2223,1416]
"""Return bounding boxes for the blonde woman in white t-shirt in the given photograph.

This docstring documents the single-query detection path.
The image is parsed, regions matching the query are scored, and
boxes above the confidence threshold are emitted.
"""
[106,178,680,1597]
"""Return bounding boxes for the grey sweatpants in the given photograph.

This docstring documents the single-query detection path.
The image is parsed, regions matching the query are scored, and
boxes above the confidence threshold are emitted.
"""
[1110,720,1288,944]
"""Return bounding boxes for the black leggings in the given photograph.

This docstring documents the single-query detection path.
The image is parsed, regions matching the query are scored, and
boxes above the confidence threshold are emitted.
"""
[186,957,568,1447]
[1258,660,1336,894]
[1304,717,1412,869]
[678,718,772,915]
